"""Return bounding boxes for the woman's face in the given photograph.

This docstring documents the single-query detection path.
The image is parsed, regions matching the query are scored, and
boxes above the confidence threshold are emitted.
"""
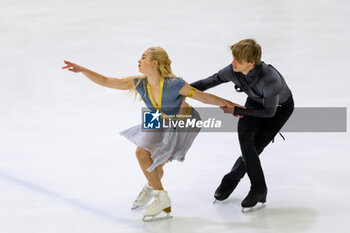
[138,49,154,75]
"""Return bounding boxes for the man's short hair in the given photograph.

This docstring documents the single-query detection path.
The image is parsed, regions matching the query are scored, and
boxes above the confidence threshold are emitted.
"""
[230,39,262,65]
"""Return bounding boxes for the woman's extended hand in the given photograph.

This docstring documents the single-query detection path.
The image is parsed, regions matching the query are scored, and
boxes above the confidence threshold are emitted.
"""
[220,99,245,117]
[61,60,84,73]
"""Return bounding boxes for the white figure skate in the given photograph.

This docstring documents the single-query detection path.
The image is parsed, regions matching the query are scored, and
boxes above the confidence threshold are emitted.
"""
[143,190,172,222]
[132,184,154,210]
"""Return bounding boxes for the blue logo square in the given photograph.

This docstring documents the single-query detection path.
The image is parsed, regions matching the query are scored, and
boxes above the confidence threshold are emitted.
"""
[143,110,161,129]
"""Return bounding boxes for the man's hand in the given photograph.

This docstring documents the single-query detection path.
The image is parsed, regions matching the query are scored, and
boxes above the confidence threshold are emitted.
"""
[220,99,244,118]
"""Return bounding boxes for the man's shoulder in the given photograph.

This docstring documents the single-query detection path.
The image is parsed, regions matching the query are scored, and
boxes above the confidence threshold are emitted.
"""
[217,64,235,80]
[261,63,281,82]
[219,64,234,72]
[258,63,283,96]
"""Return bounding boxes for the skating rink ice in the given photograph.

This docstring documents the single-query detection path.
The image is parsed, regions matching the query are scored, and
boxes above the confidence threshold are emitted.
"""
[1,0,349,232]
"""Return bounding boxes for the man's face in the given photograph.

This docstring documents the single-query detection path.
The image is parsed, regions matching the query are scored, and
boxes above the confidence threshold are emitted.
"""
[232,57,254,74]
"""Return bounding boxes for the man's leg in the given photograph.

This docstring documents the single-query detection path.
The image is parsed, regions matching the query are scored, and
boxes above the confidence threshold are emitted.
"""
[214,97,294,202]
[241,98,294,207]
[214,127,280,201]
[215,98,263,201]
[214,156,246,200]
[215,114,268,206]
[254,96,294,159]
[238,116,267,191]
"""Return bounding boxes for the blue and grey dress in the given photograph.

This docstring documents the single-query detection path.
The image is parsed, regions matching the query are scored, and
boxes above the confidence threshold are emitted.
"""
[120,77,201,172]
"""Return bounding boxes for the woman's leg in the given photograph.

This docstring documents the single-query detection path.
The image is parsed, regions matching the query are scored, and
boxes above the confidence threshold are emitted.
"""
[146,165,164,187]
[135,146,164,190]
[155,164,165,180]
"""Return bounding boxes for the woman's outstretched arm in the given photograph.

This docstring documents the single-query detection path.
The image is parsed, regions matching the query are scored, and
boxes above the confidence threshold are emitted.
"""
[179,82,244,109]
[61,60,143,90]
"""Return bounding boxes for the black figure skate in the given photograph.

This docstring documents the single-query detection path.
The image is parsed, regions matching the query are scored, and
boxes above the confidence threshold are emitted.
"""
[241,188,267,213]
[214,156,246,201]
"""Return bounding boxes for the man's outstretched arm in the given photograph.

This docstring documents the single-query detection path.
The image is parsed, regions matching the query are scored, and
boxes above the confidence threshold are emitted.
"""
[190,64,232,91]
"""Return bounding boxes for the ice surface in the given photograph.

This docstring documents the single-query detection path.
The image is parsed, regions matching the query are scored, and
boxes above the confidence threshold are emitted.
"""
[0,0,350,232]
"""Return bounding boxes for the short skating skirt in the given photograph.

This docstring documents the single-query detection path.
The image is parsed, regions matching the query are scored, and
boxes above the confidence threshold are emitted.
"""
[120,108,201,172]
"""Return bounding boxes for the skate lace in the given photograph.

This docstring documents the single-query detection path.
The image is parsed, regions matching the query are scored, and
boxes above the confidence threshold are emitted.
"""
[150,193,161,207]
[137,186,151,200]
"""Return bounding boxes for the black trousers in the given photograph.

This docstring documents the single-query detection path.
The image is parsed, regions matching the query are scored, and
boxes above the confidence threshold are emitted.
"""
[236,95,294,191]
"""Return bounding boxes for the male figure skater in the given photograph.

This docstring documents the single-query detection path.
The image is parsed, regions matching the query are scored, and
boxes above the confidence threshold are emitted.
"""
[191,39,294,208]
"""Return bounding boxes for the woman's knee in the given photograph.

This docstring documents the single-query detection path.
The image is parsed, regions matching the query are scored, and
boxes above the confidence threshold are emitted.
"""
[135,147,150,161]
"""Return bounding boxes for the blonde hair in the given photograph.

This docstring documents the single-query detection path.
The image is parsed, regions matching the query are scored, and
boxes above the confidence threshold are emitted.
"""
[148,46,177,78]
[130,46,179,99]
[230,39,262,65]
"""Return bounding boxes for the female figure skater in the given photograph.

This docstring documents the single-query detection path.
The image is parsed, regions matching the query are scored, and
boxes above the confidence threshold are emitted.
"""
[62,47,243,221]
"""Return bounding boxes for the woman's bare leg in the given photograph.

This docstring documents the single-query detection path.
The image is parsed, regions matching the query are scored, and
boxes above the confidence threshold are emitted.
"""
[155,164,165,180]
[135,146,164,190]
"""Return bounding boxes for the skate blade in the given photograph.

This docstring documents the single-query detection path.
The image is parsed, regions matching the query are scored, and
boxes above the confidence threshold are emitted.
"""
[213,199,223,204]
[213,199,229,204]
[132,204,149,210]
[241,203,266,213]
[131,205,140,210]
[142,213,173,222]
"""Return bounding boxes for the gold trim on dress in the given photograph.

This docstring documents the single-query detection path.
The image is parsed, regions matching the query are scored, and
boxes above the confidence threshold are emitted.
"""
[147,77,192,120]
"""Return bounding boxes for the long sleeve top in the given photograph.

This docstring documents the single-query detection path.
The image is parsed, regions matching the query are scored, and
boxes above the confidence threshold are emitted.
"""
[190,62,292,118]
